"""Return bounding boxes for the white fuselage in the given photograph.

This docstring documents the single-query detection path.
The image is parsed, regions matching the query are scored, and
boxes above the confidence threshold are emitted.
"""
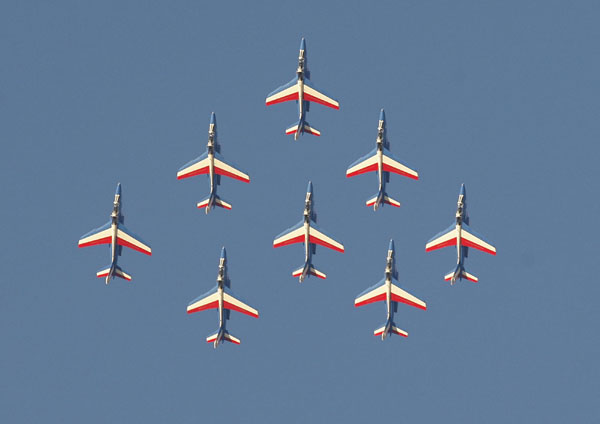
[455,193,465,266]
[373,121,386,210]
[107,194,121,283]
[205,125,217,212]
[382,250,394,340]
[294,50,306,140]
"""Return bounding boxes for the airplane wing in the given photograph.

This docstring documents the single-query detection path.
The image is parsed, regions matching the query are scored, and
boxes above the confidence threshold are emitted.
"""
[382,148,419,180]
[177,151,209,180]
[354,278,386,307]
[265,77,299,106]
[308,222,344,253]
[116,224,152,255]
[187,286,219,314]
[78,220,112,248]
[223,288,259,318]
[346,147,378,178]
[273,220,305,248]
[303,79,340,110]
[461,223,497,255]
[425,223,457,252]
[390,280,427,310]
[354,278,427,310]
[213,152,250,183]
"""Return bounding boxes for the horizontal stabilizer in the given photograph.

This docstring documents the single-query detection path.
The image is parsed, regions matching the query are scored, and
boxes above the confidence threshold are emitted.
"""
[206,330,241,345]
[292,264,327,280]
[365,193,401,208]
[285,121,321,137]
[444,267,478,283]
[96,265,132,281]
[196,194,232,210]
[373,322,408,338]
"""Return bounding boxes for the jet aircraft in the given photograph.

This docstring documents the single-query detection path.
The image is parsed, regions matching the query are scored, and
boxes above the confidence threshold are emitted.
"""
[273,181,344,282]
[265,38,340,140]
[346,109,419,210]
[425,184,497,284]
[78,183,152,284]
[187,247,259,348]
[355,240,427,340]
[177,112,250,214]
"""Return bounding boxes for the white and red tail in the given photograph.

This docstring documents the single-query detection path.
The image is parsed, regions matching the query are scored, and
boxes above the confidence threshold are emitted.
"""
[206,329,240,348]
[373,319,408,339]
[444,264,478,283]
[286,121,321,137]
[96,264,132,283]
[292,264,327,280]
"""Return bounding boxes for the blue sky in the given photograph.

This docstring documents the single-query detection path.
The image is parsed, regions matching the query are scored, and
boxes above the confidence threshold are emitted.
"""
[1,1,599,422]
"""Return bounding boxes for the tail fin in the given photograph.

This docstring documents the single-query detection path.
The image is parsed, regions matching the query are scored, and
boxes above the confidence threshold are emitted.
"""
[196,193,232,213]
[292,264,327,281]
[206,329,240,348]
[444,264,478,284]
[286,120,321,138]
[365,191,401,210]
[373,320,408,339]
[96,264,132,283]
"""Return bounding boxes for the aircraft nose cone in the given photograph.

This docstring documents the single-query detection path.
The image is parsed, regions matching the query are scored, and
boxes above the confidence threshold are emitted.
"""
[306,180,313,194]
[220,246,227,259]
[300,37,306,51]
[115,183,122,195]
[379,108,386,122]
[210,112,216,125]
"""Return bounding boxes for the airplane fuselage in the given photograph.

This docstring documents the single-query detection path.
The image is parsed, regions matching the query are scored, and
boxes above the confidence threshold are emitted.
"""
[107,193,121,284]
[452,192,466,283]
[371,117,387,211]
[205,124,217,213]
[294,49,306,140]
[214,258,227,347]
[382,249,395,340]
[299,192,313,282]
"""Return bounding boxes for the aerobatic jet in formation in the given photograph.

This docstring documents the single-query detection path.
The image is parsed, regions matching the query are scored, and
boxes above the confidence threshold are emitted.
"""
[265,38,340,140]
[273,181,344,282]
[187,247,259,348]
[355,240,427,340]
[426,184,496,284]
[346,109,419,210]
[78,183,152,284]
[177,112,250,214]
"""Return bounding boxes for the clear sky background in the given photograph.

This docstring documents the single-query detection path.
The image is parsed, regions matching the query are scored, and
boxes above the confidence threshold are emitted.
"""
[2,1,599,422]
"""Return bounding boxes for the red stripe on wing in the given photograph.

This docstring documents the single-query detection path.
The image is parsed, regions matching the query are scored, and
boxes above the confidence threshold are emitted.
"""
[223,301,259,318]
[273,234,304,248]
[346,163,378,178]
[187,300,219,314]
[214,166,250,183]
[462,238,497,255]
[266,92,299,106]
[355,292,386,307]
[425,237,457,252]
[78,236,112,248]
[309,235,344,253]
[391,294,427,310]
[303,93,340,110]
[117,237,152,256]
[177,166,210,180]
[382,164,419,180]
